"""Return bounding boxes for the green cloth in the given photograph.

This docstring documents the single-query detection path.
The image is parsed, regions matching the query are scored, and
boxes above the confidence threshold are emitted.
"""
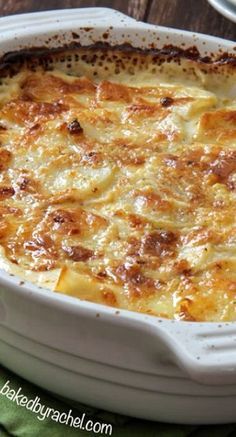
[0,365,235,436]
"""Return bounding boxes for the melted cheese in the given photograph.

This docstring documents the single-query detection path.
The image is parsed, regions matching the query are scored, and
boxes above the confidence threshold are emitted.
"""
[0,49,235,322]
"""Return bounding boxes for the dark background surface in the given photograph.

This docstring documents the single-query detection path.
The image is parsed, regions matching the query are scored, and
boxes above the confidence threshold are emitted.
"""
[0,0,235,41]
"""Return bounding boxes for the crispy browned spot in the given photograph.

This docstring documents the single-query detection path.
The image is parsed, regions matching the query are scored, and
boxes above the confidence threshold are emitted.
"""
[0,149,12,171]
[97,80,130,102]
[133,189,171,211]
[160,96,174,107]
[0,187,15,200]
[114,210,148,229]
[63,245,94,261]
[0,221,8,239]
[24,234,56,254]
[47,207,107,236]
[1,99,68,125]
[67,119,83,134]
[179,299,196,321]
[198,110,236,142]
[126,103,166,118]
[115,262,154,288]
[163,149,206,170]
[209,151,236,189]
[21,74,96,101]
[49,209,80,236]
[174,259,192,275]
[0,205,22,217]
[181,227,221,246]
[23,234,58,271]
[140,230,178,257]
[102,290,118,306]
[116,153,145,167]
[17,175,40,194]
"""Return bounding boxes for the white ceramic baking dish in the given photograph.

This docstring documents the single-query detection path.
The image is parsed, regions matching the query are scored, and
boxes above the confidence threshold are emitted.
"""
[0,8,236,425]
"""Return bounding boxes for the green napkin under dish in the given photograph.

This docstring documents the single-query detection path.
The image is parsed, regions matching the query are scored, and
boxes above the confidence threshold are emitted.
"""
[0,364,235,436]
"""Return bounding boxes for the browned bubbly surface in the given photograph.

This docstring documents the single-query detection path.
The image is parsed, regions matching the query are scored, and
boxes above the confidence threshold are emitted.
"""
[0,47,235,321]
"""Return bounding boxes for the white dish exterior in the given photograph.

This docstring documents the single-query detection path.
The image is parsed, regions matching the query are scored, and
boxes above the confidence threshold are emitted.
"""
[0,8,236,424]
[227,0,236,6]
[208,0,236,23]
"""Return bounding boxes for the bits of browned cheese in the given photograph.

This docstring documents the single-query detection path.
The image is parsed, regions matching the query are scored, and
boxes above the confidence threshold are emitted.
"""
[63,245,94,261]
[160,96,174,107]
[67,119,83,134]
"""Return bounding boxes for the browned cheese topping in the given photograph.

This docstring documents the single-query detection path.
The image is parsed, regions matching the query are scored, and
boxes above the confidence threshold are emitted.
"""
[0,47,235,321]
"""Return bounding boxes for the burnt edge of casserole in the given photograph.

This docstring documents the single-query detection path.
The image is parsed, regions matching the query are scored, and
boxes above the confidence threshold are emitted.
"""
[0,42,235,78]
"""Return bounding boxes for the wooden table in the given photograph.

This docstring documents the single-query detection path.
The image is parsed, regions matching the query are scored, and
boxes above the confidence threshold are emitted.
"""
[0,0,235,41]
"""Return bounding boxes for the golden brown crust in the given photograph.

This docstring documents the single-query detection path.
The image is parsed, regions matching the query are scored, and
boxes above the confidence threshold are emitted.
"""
[0,46,235,321]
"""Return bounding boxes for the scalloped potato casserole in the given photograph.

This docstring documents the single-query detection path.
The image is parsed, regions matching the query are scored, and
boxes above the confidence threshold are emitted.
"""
[0,45,235,321]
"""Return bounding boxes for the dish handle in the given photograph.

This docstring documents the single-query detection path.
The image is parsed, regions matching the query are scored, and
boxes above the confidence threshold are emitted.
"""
[149,320,236,385]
